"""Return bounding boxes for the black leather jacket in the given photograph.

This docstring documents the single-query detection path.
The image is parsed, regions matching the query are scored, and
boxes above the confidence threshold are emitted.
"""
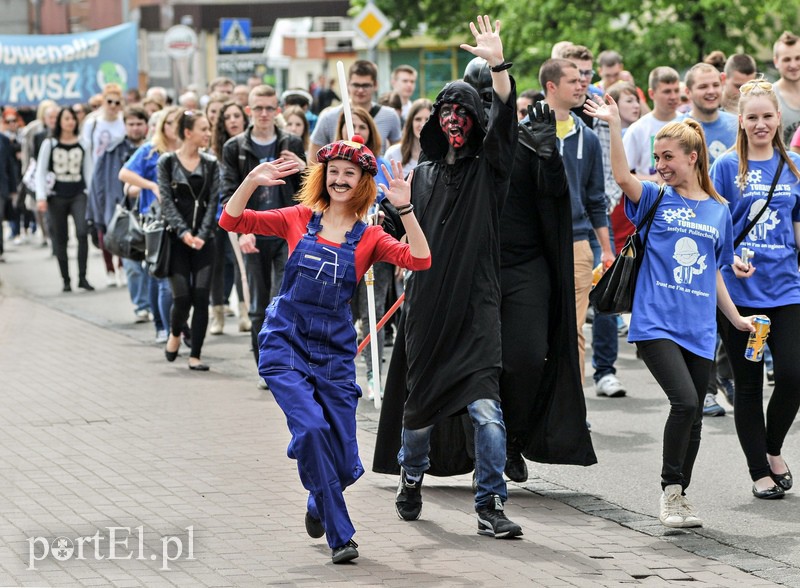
[157,151,219,242]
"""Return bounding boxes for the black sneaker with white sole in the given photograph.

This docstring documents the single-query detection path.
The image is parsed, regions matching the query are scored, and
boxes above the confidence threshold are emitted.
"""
[331,539,359,563]
[476,495,523,538]
[395,469,423,521]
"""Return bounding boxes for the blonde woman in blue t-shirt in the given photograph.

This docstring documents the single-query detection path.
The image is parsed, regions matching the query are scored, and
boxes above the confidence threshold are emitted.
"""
[585,95,757,529]
[710,78,800,500]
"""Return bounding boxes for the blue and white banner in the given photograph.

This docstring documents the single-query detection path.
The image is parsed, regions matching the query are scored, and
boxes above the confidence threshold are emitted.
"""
[0,23,138,107]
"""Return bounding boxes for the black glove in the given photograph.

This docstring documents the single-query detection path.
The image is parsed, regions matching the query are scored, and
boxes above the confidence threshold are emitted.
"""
[518,101,557,160]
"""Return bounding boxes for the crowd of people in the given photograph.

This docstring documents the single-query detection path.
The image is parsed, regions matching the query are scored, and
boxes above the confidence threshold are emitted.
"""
[0,15,798,562]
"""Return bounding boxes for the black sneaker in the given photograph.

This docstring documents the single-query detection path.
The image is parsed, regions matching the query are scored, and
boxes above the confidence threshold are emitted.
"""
[504,451,528,483]
[476,495,523,539]
[305,511,324,538]
[331,539,358,564]
[395,469,423,521]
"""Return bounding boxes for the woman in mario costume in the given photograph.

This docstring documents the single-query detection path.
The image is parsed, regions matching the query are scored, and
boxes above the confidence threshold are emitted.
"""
[219,136,430,563]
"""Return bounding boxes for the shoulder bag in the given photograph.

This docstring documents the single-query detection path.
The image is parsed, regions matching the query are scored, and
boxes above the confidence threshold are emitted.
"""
[105,195,146,261]
[590,185,666,314]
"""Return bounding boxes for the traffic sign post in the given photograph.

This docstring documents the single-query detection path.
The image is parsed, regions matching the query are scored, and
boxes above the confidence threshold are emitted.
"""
[353,3,392,49]
[164,24,197,59]
[219,18,251,53]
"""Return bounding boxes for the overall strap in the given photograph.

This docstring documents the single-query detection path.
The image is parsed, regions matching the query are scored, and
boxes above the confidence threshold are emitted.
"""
[343,219,368,248]
[305,211,323,237]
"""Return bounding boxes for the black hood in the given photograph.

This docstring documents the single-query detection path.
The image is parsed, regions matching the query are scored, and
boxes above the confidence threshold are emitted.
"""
[420,80,487,162]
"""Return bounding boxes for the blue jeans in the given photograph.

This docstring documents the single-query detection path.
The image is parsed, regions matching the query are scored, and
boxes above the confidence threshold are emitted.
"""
[589,219,618,383]
[148,275,173,333]
[122,258,150,313]
[398,398,507,509]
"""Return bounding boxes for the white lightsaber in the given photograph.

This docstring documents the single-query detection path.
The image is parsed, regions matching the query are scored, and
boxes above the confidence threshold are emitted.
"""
[336,60,382,409]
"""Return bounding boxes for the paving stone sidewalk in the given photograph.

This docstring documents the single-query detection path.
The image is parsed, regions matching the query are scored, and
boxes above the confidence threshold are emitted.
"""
[0,249,787,587]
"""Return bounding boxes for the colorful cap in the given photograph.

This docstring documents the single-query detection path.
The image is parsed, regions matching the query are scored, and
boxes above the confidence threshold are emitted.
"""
[316,134,378,176]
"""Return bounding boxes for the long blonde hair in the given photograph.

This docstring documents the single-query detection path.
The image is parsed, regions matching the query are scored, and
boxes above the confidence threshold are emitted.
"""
[735,83,800,190]
[150,105,181,156]
[655,119,725,204]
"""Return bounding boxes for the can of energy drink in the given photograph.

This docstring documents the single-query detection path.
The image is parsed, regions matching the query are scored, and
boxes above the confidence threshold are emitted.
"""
[744,316,771,362]
[741,247,754,270]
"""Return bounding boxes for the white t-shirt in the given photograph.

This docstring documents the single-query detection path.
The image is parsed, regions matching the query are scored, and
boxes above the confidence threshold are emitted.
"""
[82,114,126,164]
[622,112,679,175]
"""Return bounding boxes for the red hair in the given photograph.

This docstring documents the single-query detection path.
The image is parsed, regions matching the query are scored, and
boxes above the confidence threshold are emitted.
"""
[295,162,377,218]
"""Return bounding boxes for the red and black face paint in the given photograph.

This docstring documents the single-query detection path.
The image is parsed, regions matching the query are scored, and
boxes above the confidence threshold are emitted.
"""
[438,102,474,150]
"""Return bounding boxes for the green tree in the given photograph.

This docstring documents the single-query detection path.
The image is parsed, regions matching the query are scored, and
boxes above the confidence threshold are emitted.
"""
[361,0,800,90]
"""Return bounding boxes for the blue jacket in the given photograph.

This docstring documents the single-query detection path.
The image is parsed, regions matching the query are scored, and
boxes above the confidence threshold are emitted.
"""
[558,113,607,242]
[87,137,139,230]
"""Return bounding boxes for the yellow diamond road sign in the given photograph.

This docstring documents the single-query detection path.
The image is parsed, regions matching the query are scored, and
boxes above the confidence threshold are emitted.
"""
[354,4,392,48]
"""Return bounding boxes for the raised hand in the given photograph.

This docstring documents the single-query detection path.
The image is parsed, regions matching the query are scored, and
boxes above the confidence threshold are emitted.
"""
[519,102,556,159]
[583,95,621,127]
[460,15,504,66]
[378,160,413,209]
[248,158,300,187]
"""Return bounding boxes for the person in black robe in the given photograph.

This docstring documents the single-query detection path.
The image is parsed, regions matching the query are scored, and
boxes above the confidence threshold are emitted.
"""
[373,16,522,539]
[466,59,597,481]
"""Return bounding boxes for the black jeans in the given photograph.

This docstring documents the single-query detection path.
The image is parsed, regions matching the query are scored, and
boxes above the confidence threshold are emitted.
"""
[636,338,712,490]
[244,237,288,363]
[718,304,800,481]
[168,239,213,359]
[210,225,244,306]
[48,193,89,283]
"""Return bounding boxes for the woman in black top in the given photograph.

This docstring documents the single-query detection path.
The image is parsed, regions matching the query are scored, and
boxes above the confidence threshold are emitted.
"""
[158,111,219,370]
[34,106,93,292]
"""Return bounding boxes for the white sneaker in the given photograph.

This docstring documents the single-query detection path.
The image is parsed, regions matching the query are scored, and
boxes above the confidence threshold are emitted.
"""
[679,494,703,527]
[106,271,117,287]
[257,377,269,390]
[595,374,626,397]
[134,309,150,323]
[659,484,685,528]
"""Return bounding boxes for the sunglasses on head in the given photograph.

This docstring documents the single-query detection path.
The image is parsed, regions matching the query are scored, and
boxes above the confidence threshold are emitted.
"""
[740,78,772,94]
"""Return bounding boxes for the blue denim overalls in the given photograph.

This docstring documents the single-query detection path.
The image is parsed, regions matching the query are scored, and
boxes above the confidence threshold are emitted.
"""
[258,211,366,549]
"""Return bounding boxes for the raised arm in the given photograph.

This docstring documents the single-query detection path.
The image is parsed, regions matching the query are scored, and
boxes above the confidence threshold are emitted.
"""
[460,16,511,104]
[378,160,430,260]
[584,95,643,203]
[223,158,300,219]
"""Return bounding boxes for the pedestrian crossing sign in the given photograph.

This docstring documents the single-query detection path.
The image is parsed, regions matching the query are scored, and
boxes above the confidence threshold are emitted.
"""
[220,18,251,52]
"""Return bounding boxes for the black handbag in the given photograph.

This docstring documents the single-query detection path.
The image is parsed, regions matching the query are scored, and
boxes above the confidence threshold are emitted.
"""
[104,198,145,261]
[590,185,666,314]
[143,203,172,278]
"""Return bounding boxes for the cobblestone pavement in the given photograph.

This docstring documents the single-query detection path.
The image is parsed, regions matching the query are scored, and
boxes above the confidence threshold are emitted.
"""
[0,240,790,586]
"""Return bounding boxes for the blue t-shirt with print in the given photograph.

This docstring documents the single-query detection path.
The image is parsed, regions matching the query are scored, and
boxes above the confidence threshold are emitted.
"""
[678,111,738,164]
[625,181,734,359]
[710,151,800,307]
[123,141,160,214]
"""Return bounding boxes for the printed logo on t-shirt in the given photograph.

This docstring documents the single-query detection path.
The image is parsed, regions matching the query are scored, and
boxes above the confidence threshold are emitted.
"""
[672,237,707,284]
[746,198,781,241]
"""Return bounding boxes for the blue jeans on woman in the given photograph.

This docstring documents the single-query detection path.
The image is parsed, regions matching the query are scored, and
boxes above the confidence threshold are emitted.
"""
[398,398,507,509]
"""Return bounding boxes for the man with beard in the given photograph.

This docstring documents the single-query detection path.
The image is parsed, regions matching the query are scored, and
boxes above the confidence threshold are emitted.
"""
[373,16,523,538]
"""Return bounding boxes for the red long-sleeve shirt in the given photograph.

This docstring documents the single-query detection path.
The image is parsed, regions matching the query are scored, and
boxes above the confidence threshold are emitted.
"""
[219,204,431,280]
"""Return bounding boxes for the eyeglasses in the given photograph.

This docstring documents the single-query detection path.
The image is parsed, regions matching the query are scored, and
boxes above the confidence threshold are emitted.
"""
[349,83,374,90]
[740,80,773,94]
[106,99,122,106]
[578,69,595,80]
[251,105,277,114]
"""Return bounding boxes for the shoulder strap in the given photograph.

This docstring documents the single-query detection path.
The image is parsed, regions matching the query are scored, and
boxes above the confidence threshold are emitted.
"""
[733,157,785,248]
[636,184,666,249]
[369,104,382,119]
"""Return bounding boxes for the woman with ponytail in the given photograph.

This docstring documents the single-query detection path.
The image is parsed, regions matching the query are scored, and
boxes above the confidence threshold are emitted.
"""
[585,96,757,529]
